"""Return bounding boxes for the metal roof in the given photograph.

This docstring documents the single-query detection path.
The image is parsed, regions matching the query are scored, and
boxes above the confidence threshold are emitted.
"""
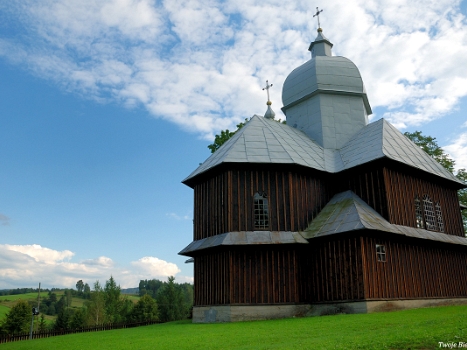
[303,190,467,246]
[179,231,308,256]
[183,115,463,186]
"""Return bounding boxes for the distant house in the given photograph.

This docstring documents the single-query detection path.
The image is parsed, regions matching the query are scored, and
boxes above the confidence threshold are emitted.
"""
[179,27,467,323]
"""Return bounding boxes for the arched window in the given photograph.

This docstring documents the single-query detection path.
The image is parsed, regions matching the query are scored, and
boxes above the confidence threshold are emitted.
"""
[435,202,444,232]
[415,195,424,229]
[254,192,269,229]
[423,195,436,231]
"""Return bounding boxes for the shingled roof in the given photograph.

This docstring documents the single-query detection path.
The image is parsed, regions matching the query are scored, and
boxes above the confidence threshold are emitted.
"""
[303,190,467,246]
[183,115,463,186]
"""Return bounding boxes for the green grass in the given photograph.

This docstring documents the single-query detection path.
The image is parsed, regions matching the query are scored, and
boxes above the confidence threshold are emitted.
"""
[2,305,467,350]
[0,292,87,323]
[0,304,10,319]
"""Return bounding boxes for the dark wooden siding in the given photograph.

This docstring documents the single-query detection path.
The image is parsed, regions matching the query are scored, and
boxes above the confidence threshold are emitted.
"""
[383,167,464,236]
[337,166,389,220]
[362,235,467,299]
[193,166,331,240]
[307,236,365,302]
[194,246,306,306]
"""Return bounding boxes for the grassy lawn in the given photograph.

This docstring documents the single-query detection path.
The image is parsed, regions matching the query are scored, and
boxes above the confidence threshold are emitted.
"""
[2,305,467,350]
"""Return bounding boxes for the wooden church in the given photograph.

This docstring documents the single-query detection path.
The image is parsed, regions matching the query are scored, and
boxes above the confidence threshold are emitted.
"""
[179,26,467,322]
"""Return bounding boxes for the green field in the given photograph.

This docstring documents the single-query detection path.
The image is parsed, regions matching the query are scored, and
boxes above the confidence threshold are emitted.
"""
[2,305,467,350]
[0,291,89,324]
[0,305,10,319]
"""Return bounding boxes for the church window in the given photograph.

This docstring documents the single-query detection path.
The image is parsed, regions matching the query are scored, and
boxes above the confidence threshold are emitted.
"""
[423,195,436,231]
[254,192,269,229]
[376,244,386,262]
[415,196,424,229]
[435,202,444,232]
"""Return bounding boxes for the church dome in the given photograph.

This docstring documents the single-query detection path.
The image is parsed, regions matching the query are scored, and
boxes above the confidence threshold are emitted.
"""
[282,55,370,112]
[282,29,371,113]
[280,28,372,149]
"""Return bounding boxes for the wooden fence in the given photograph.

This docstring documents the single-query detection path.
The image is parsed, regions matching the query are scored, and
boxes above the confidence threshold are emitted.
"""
[0,320,160,344]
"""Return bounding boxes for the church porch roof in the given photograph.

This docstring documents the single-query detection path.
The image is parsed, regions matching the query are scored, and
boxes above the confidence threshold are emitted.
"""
[303,190,467,246]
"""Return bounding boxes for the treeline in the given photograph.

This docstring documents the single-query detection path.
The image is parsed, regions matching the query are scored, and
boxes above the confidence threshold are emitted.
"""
[0,287,60,296]
[0,276,193,335]
[139,277,193,322]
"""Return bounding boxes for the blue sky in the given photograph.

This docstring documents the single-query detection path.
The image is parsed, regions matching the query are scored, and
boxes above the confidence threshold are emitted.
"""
[1,0,467,289]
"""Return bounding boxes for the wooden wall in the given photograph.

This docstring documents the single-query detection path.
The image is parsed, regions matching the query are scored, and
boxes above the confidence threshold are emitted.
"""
[194,246,307,306]
[362,235,467,299]
[337,166,389,220]
[307,236,365,302]
[383,167,464,236]
[193,166,331,240]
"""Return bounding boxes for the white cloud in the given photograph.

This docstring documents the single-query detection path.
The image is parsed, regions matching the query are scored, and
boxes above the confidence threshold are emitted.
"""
[444,132,467,171]
[131,257,180,276]
[0,0,466,140]
[166,212,191,220]
[3,244,74,263]
[0,244,184,289]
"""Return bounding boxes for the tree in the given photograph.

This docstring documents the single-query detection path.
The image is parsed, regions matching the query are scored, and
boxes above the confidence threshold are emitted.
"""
[69,308,86,330]
[53,308,72,331]
[104,276,121,323]
[208,119,249,153]
[129,294,159,323]
[86,281,106,326]
[2,299,30,334]
[83,283,91,299]
[157,276,186,322]
[404,131,467,233]
[76,280,84,294]
[38,314,48,333]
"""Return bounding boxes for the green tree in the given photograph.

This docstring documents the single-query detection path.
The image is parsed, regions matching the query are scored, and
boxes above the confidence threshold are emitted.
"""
[83,283,91,299]
[76,280,84,294]
[53,308,72,330]
[86,281,106,326]
[38,314,48,332]
[404,131,467,233]
[129,294,159,323]
[104,275,121,323]
[2,299,30,334]
[157,276,186,322]
[69,308,86,329]
[208,118,249,153]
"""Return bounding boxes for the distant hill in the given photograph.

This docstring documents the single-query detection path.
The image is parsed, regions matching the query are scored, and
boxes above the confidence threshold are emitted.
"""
[121,287,139,295]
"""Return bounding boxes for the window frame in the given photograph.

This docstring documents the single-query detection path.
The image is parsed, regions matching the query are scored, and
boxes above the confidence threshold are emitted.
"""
[253,191,269,230]
[376,244,386,262]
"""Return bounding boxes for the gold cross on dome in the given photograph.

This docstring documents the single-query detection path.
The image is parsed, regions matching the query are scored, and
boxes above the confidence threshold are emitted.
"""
[313,7,323,29]
[262,80,273,102]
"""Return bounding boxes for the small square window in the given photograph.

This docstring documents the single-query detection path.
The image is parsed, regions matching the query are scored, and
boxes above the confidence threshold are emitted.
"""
[376,244,386,262]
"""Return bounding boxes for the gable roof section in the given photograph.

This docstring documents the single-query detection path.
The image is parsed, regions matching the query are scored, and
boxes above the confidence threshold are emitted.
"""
[183,115,329,183]
[340,119,460,183]
[303,190,467,246]
[183,116,463,186]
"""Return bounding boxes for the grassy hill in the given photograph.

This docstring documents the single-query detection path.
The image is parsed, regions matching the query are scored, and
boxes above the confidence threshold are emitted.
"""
[2,304,467,350]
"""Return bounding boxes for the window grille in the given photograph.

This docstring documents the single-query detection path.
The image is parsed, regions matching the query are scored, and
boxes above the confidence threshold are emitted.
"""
[415,195,424,229]
[435,202,444,232]
[423,195,436,231]
[376,244,386,262]
[254,192,269,229]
